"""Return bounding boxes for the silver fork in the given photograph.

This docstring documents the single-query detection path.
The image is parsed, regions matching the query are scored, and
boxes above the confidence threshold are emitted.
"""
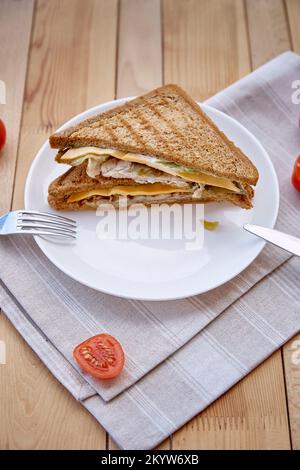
[0,210,77,239]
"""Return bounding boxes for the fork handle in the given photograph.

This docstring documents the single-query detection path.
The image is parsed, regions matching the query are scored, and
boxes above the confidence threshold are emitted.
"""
[244,224,300,257]
[0,214,7,231]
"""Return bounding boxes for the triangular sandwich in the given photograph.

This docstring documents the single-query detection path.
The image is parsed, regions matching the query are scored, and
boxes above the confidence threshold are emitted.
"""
[48,85,258,210]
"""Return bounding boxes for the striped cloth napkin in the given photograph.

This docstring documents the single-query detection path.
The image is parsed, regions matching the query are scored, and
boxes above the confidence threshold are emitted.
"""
[0,51,299,448]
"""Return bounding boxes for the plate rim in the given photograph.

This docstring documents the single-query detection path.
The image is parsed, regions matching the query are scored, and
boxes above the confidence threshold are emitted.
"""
[24,98,280,301]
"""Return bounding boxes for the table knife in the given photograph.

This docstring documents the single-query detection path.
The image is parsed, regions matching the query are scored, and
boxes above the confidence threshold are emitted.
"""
[244,224,300,257]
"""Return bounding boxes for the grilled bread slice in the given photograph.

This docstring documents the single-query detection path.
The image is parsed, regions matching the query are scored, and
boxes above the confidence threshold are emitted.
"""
[50,84,259,187]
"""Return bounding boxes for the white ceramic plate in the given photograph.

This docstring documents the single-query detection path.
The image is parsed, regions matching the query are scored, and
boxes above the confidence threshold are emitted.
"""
[25,98,279,301]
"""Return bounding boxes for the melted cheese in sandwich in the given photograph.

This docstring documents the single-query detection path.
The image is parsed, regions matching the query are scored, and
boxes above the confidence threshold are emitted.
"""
[61,147,241,193]
[68,183,192,203]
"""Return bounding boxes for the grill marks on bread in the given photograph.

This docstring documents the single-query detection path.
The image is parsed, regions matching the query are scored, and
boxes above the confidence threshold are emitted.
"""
[49,85,259,186]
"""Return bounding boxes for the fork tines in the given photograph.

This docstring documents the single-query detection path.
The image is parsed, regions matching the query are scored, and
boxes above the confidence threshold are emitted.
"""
[17,211,77,239]
[19,211,76,225]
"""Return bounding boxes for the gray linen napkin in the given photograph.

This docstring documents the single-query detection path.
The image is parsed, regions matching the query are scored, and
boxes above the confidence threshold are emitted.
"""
[0,51,300,448]
[1,252,299,449]
[0,236,285,402]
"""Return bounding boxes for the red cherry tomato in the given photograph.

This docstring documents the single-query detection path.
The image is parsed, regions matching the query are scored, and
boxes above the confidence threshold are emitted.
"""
[73,333,125,380]
[291,155,300,192]
[0,119,6,152]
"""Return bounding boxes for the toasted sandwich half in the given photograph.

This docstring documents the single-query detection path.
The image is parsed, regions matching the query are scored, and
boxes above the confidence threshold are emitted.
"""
[48,161,254,210]
[48,85,258,210]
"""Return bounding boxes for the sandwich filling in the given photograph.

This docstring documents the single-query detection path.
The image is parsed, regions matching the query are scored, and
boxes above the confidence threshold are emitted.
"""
[67,183,193,203]
[73,193,204,209]
[58,147,246,203]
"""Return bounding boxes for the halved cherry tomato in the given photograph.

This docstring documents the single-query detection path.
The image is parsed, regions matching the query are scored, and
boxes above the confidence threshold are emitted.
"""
[292,155,300,192]
[0,119,6,152]
[73,333,125,379]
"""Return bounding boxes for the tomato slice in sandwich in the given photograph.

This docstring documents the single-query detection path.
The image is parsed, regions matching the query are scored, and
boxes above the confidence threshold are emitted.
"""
[73,333,125,379]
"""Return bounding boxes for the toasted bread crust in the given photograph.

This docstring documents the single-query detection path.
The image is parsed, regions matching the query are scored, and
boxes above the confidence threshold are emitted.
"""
[49,85,259,186]
[48,163,254,211]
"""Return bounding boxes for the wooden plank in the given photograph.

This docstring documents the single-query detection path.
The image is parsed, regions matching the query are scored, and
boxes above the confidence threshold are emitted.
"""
[246,0,290,68]
[0,0,118,449]
[109,436,171,451]
[163,0,251,101]
[0,0,34,214]
[286,0,300,54]
[117,0,162,98]
[109,0,166,450]
[283,334,300,450]
[164,0,291,449]
[0,315,106,449]
[172,352,290,449]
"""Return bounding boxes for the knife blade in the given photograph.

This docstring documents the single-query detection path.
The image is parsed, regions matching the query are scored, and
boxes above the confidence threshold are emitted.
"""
[244,224,300,257]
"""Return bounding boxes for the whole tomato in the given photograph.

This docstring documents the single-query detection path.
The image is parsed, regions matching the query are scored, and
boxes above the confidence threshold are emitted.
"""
[0,119,6,152]
[292,155,300,192]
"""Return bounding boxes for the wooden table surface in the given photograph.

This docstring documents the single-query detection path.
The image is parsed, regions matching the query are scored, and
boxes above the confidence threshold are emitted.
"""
[0,0,300,450]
